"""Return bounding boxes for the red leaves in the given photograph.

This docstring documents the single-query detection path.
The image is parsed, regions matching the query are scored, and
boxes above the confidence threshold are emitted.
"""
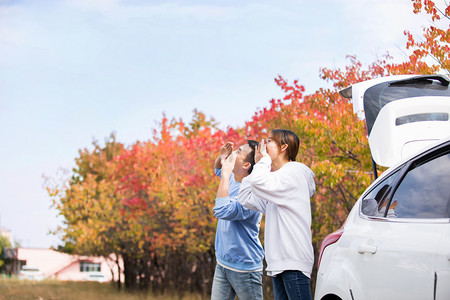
[320,55,387,90]
[109,111,236,255]
[412,0,440,21]
[395,1,450,74]
[275,75,305,104]
[122,196,147,210]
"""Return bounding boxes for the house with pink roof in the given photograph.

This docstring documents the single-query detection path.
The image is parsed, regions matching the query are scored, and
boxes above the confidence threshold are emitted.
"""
[5,247,123,282]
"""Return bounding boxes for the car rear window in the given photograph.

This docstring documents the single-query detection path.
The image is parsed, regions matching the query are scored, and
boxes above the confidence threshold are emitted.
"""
[390,151,450,219]
[364,78,450,134]
[395,112,449,126]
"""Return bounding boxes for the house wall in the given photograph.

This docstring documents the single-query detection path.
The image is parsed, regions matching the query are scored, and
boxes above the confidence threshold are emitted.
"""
[55,261,82,281]
[10,248,123,282]
[18,248,75,278]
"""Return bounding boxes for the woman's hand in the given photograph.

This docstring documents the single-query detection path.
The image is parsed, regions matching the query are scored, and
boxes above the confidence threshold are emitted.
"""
[221,151,236,178]
[255,139,267,163]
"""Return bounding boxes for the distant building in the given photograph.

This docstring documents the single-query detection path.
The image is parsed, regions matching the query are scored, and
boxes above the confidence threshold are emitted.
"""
[4,247,123,282]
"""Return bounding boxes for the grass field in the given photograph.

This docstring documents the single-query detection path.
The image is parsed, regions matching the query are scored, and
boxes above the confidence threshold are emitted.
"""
[0,278,206,300]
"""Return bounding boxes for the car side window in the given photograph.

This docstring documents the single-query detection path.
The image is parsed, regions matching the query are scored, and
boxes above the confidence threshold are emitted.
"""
[361,170,399,217]
[390,151,450,219]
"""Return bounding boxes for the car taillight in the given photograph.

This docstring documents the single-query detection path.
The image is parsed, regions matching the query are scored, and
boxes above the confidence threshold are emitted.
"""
[317,227,344,269]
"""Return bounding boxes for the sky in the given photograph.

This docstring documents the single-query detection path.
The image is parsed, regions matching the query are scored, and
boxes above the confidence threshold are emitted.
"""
[0,0,432,248]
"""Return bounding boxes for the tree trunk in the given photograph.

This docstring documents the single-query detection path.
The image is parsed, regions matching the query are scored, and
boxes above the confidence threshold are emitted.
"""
[123,254,138,290]
[115,254,122,290]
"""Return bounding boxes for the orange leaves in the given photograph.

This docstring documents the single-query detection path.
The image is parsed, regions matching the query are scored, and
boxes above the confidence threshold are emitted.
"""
[412,0,441,21]
[394,1,450,74]
[44,134,128,256]
[321,55,390,90]
[412,0,422,13]
[108,111,239,256]
[416,0,440,20]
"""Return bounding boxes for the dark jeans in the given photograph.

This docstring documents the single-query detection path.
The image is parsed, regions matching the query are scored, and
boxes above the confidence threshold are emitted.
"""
[272,270,312,300]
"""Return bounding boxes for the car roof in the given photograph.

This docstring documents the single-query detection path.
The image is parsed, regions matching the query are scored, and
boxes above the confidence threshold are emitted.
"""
[21,266,41,271]
[340,74,450,167]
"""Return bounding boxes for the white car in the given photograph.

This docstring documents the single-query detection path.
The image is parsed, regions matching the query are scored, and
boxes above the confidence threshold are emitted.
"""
[19,266,45,281]
[84,271,108,283]
[315,75,450,300]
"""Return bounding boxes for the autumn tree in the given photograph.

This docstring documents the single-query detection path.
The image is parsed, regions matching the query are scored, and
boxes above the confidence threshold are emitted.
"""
[0,235,11,273]
[46,112,246,294]
[45,134,127,288]
[114,111,245,294]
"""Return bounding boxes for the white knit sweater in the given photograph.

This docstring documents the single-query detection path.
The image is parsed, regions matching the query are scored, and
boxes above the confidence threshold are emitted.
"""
[238,155,315,277]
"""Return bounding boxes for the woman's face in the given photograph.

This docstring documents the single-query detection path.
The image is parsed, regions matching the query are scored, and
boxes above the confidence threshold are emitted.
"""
[266,136,280,161]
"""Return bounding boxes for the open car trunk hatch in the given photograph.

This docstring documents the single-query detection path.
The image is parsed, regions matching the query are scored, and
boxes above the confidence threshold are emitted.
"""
[340,75,450,167]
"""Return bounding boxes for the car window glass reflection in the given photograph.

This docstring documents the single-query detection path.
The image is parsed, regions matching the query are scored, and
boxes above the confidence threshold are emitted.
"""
[361,171,399,217]
[392,152,450,218]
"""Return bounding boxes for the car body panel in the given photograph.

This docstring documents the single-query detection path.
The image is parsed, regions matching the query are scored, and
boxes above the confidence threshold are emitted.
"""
[342,206,443,300]
[315,243,353,300]
[436,226,450,300]
[84,271,108,282]
[19,266,45,281]
[316,206,360,300]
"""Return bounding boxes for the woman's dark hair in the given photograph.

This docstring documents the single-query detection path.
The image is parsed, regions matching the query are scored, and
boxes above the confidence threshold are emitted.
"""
[270,129,300,161]
[246,140,259,174]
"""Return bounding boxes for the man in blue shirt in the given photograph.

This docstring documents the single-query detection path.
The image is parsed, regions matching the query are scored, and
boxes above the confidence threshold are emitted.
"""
[211,140,264,300]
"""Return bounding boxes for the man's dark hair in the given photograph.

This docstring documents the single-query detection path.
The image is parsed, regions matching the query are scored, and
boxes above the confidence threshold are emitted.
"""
[246,140,259,174]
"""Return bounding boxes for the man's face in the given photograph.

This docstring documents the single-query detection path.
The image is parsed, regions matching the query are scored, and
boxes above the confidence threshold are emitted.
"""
[233,143,252,173]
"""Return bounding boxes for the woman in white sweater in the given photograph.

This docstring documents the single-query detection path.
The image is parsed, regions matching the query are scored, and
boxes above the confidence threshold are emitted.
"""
[236,129,316,300]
